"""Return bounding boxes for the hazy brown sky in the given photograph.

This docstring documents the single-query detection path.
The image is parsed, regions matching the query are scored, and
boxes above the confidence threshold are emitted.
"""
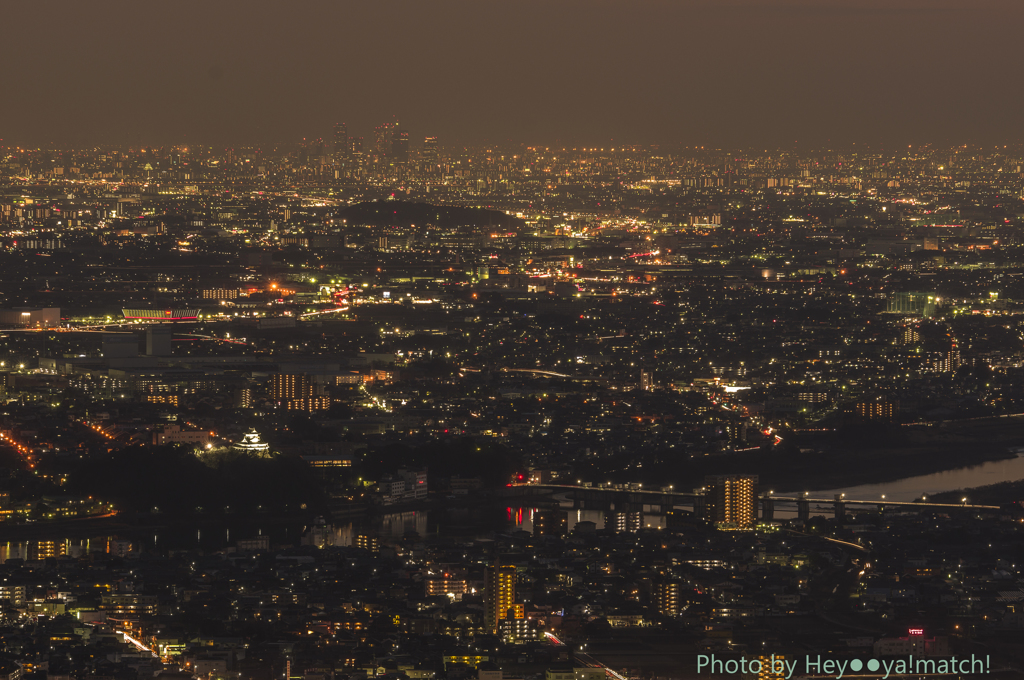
[2,0,1021,148]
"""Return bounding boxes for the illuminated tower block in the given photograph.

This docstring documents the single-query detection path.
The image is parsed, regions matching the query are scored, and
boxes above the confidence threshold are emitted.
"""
[703,474,757,528]
[484,565,518,634]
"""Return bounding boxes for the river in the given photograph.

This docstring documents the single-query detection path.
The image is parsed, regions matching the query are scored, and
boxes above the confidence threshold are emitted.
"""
[787,452,1024,502]
[3,455,1023,561]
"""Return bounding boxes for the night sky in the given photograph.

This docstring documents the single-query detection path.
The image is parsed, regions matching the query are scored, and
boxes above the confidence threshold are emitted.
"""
[2,0,1021,148]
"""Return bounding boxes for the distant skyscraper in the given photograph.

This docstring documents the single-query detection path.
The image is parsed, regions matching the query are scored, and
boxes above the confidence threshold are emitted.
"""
[392,129,409,164]
[422,136,438,171]
[374,120,398,162]
[703,475,757,528]
[299,138,325,167]
[348,136,364,174]
[333,122,348,165]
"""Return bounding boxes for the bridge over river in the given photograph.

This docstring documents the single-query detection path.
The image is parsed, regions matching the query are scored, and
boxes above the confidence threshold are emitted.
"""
[500,483,1001,522]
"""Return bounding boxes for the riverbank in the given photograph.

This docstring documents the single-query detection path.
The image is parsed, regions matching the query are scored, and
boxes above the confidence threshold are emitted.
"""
[621,417,1024,494]
[778,444,1015,492]
[773,416,1024,491]
[0,510,318,543]
[929,481,1024,506]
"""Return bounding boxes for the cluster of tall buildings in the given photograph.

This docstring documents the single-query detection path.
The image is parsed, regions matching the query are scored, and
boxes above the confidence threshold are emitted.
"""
[325,119,420,180]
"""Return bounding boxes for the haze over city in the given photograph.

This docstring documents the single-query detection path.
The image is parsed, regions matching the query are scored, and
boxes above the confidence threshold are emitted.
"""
[4,0,1024,148]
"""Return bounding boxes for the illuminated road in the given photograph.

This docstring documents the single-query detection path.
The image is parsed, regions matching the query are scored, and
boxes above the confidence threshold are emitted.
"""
[0,430,36,468]
[119,630,158,658]
[77,420,119,443]
[500,368,573,378]
[178,333,249,345]
[545,631,627,679]
[766,494,999,511]
[573,650,628,680]
[299,304,349,318]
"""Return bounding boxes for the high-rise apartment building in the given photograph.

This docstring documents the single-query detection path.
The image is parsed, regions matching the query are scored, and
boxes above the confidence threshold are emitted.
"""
[270,374,312,402]
[900,324,921,345]
[757,655,789,680]
[270,374,329,411]
[935,340,961,373]
[855,400,898,421]
[640,369,653,391]
[653,581,683,617]
[607,510,643,533]
[484,565,519,634]
[424,572,468,598]
[703,474,757,528]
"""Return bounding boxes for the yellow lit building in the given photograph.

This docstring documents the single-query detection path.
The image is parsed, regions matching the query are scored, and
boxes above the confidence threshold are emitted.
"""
[425,573,468,598]
[484,565,519,634]
[855,400,897,421]
[354,534,379,553]
[285,397,332,412]
[270,374,311,402]
[653,581,683,617]
[703,474,757,528]
[757,654,788,680]
[200,288,240,300]
[443,654,489,669]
